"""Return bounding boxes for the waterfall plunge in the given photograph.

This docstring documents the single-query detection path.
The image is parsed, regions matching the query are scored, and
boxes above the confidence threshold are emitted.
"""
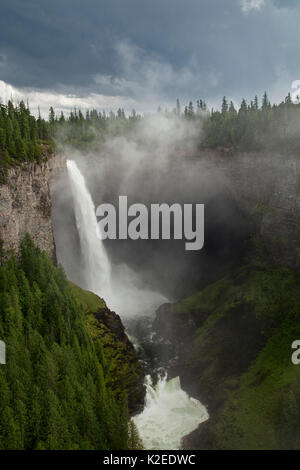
[133,374,209,450]
[66,160,112,301]
[66,159,209,449]
[67,159,166,316]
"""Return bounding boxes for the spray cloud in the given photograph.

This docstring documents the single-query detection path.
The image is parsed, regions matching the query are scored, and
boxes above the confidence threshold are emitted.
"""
[53,112,248,316]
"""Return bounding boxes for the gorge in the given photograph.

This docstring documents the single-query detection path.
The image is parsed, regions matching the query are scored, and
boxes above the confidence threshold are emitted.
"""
[65,158,209,449]
[1,141,300,449]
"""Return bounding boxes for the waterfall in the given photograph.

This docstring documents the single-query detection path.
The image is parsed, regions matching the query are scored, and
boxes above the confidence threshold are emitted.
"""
[66,159,209,450]
[66,160,112,301]
[133,374,209,450]
[67,159,167,317]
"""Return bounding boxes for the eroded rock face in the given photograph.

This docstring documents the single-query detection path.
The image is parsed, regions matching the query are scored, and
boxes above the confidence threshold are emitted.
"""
[0,153,66,260]
[213,152,300,270]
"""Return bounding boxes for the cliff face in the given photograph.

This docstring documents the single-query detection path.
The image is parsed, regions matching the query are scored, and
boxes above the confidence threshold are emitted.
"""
[153,151,300,449]
[212,152,300,270]
[0,154,145,416]
[154,264,300,450]
[0,153,66,260]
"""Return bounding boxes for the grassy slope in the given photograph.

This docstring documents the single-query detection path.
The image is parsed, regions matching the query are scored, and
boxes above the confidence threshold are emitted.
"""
[69,281,106,313]
[215,323,300,449]
[69,282,144,413]
[176,263,300,449]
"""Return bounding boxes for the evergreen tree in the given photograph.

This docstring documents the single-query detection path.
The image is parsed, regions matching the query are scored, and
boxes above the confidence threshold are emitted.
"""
[0,236,131,450]
[221,96,228,114]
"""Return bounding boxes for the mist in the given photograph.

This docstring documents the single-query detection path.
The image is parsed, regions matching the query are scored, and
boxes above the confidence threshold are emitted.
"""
[52,113,250,319]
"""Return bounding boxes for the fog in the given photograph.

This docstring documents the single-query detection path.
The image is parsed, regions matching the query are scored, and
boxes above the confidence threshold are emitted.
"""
[52,113,250,318]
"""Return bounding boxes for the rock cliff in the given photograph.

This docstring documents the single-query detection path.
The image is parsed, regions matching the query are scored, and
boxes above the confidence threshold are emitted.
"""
[0,152,66,260]
[211,151,300,270]
[0,153,145,416]
[153,151,300,449]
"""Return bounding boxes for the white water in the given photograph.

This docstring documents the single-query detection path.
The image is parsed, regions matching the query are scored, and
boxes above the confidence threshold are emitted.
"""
[66,159,209,449]
[66,160,112,299]
[133,374,209,450]
[67,159,166,316]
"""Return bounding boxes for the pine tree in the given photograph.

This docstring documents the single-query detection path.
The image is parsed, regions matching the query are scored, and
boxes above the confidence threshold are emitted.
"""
[128,420,144,450]
[222,96,228,114]
[262,91,270,110]
[0,235,132,450]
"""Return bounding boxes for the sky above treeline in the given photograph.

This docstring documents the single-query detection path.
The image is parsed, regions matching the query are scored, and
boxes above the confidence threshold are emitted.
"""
[0,0,299,116]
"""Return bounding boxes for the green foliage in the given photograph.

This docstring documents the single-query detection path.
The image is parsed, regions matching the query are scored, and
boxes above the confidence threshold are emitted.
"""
[69,281,106,313]
[71,284,145,414]
[128,420,144,450]
[201,92,300,154]
[47,91,300,156]
[0,101,51,172]
[2,91,300,164]
[51,107,141,152]
[0,235,130,450]
[210,316,300,449]
[176,263,300,449]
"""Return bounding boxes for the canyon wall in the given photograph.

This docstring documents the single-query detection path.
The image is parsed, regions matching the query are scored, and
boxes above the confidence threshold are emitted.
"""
[154,151,300,449]
[0,153,66,260]
[0,154,146,415]
[2,150,297,273]
[209,152,300,270]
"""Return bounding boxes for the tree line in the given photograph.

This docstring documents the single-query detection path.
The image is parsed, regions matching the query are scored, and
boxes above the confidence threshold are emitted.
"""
[1,92,300,177]
[35,91,300,156]
[0,235,141,449]
[200,92,300,154]
[0,100,53,181]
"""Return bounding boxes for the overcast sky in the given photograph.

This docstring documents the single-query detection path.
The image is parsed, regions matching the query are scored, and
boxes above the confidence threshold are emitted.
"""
[0,0,299,116]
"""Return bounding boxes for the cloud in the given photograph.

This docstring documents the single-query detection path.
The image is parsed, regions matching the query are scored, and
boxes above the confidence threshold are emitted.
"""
[0,0,269,104]
[241,0,265,13]
[272,0,300,8]
[93,41,220,109]
[0,0,299,111]
[0,80,137,117]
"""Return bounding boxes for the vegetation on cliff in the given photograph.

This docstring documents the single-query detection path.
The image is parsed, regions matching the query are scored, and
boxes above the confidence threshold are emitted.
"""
[46,91,300,155]
[155,249,300,449]
[69,282,145,414]
[201,92,300,154]
[0,235,143,450]
[0,101,52,182]
[2,91,300,164]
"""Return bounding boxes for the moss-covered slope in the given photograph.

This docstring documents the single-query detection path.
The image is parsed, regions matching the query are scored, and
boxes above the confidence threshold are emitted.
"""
[154,264,300,449]
[69,282,145,414]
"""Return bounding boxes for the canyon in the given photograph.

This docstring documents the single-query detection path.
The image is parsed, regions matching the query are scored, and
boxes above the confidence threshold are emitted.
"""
[0,149,299,449]
[2,151,300,271]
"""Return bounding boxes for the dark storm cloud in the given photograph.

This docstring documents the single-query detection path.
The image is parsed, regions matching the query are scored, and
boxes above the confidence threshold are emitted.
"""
[0,0,300,109]
[272,0,299,8]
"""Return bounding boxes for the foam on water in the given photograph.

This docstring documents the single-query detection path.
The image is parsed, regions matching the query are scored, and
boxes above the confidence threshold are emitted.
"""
[133,374,209,450]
